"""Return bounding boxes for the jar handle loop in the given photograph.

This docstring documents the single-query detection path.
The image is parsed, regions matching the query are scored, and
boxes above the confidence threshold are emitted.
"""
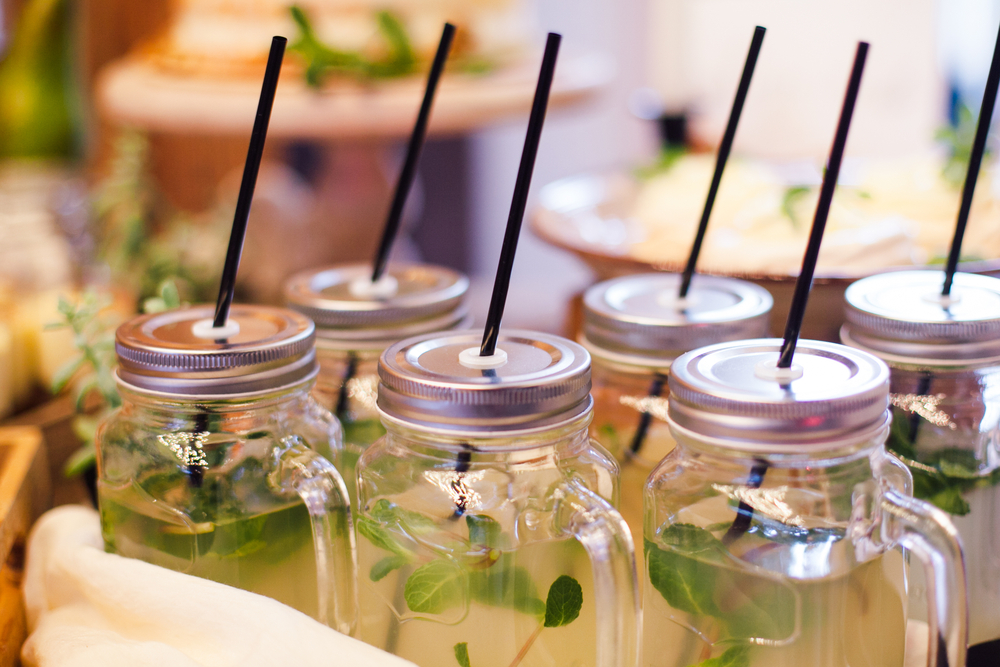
[277,444,359,636]
[554,478,639,667]
[881,489,967,667]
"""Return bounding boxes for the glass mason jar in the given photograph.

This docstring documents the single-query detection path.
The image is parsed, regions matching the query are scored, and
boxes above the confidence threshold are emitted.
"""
[582,274,772,556]
[842,269,1000,661]
[96,305,357,634]
[356,330,639,667]
[285,262,470,500]
[644,339,967,667]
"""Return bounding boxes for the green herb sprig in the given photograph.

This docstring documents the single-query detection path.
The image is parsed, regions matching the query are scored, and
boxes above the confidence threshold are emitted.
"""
[357,502,583,666]
[886,410,1000,515]
[288,6,416,87]
[49,280,182,477]
[645,523,794,664]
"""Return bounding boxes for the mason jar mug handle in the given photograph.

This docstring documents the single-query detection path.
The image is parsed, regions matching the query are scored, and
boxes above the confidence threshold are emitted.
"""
[554,477,640,667]
[274,441,359,636]
[880,489,967,667]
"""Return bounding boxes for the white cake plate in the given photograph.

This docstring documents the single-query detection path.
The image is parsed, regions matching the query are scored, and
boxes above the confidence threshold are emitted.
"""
[96,53,613,138]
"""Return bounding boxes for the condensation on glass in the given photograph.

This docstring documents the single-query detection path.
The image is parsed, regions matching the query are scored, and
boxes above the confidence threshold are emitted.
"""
[581,273,771,555]
[355,330,638,667]
[96,305,357,634]
[284,262,470,500]
[843,269,1000,655]
[644,338,967,667]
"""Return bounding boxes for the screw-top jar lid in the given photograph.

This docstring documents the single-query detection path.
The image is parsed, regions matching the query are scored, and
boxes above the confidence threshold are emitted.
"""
[284,263,470,349]
[668,339,889,450]
[115,305,317,396]
[843,270,1000,364]
[378,330,592,435]
[582,274,772,366]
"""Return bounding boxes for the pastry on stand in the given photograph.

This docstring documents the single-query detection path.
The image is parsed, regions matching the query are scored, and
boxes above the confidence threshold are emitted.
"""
[95,2,611,303]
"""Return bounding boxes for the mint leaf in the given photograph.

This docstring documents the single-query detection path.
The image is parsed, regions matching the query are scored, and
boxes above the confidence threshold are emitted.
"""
[469,560,546,619]
[886,410,918,461]
[929,448,982,479]
[646,533,795,643]
[404,560,465,614]
[660,523,727,556]
[645,538,722,617]
[886,409,978,516]
[356,516,414,558]
[466,514,502,548]
[543,575,583,628]
[370,499,437,534]
[696,645,750,667]
[454,642,472,667]
[913,469,971,515]
[370,554,409,582]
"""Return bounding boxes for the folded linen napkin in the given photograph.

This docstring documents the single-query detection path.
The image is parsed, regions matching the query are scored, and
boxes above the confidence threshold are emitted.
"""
[21,505,415,667]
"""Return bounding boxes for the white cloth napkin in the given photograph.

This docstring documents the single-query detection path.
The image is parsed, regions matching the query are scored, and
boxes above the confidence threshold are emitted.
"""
[21,505,415,667]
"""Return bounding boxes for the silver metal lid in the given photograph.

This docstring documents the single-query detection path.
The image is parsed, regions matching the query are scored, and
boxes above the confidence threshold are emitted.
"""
[582,274,772,365]
[843,270,1000,364]
[284,263,470,348]
[115,305,317,396]
[378,330,592,435]
[668,339,889,449]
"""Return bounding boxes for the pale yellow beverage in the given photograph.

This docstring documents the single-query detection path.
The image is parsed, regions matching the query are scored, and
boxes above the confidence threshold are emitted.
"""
[642,532,906,667]
[358,533,597,667]
[100,483,320,619]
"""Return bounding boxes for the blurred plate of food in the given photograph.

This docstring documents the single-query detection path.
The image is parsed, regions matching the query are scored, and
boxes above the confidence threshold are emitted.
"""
[532,152,1000,341]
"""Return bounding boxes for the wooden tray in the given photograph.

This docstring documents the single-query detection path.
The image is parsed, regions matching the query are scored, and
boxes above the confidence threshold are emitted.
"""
[0,426,51,667]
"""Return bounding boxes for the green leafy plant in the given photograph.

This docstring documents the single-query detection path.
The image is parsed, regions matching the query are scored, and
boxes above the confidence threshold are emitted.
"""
[357,501,583,666]
[287,6,496,89]
[49,281,182,477]
[886,409,1000,516]
[454,643,472,667]
[645,523,795,664]
[288,6,416,87]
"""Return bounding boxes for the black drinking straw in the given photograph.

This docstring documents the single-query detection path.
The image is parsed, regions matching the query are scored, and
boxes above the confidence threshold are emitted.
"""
[212,36,286,328]
[371,23,457,282]
[777,42,869,369]
[678,26,766,298]
[630,27,765,457]
[479,33,561,356]
[942,21,1000,297]
[723,42,869,547]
